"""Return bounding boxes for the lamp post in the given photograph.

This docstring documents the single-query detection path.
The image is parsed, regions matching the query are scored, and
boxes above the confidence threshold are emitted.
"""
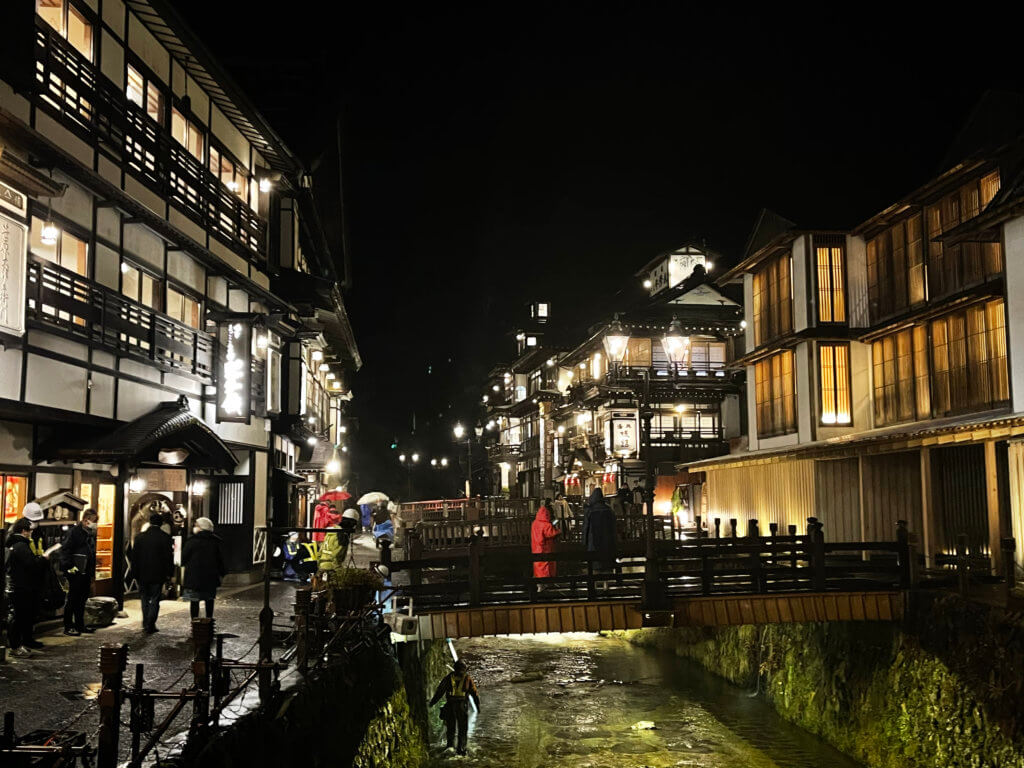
[453,424,484,498]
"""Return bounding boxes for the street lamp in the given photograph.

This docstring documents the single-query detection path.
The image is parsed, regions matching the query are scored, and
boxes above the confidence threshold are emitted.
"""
[662,315,689,369]
[453,423,476,498]
[602,314,630,366]
[453,423,466,440]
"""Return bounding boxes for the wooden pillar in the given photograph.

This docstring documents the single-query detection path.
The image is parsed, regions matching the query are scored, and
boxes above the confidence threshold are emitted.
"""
[113,460,129,609]
[857,455,868,561]
[985,440,1004,576]
[919,447,936,569]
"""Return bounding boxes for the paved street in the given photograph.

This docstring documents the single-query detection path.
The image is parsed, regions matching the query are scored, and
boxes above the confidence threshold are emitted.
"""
[0,531,389,743]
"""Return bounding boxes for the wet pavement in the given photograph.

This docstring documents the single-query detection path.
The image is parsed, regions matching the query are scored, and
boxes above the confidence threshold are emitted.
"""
[428,633,864,768]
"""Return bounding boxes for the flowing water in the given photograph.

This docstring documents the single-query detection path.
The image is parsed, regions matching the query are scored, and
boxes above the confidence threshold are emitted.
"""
[426,633,863,768]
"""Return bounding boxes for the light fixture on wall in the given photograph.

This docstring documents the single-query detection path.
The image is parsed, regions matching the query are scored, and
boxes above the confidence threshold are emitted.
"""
[311,350,323,362]
[318,363,329,372]
[258,178,272,193]
[326,459,341,474]
[256,334,269,351]
[326,372,336,380]
[190,480,207,496]
[307,436,317,446]
[128,475,146,493]
[158,448,189,465]
[40,216,59,246]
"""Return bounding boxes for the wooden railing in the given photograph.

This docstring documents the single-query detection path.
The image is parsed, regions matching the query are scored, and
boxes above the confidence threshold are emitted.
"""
[26,256,215,381]
[390,519,916,609]
[34,23,267,260]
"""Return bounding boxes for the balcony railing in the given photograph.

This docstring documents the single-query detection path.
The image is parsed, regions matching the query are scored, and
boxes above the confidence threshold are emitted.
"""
[26,256,214,381]
[34,24,266,260]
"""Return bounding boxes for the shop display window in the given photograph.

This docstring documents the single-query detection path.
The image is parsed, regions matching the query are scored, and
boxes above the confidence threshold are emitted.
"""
[2,474,29,523]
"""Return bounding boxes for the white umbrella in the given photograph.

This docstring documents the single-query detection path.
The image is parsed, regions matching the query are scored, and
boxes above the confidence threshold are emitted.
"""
[357,491,390,506]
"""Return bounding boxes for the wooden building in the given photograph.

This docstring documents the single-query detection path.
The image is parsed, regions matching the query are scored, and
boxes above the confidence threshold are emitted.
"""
[0,0,359,602]
[691,120,1024,574]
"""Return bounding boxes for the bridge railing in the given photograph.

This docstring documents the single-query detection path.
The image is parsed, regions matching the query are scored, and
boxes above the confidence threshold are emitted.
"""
[388,518,915,609]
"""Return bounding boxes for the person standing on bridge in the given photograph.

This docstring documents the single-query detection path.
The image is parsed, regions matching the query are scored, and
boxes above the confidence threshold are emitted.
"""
[583,487,616,593]
[430,659,481,755]
[531,500,560,587]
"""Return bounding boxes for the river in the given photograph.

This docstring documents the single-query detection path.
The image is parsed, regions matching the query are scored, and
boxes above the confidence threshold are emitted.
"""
[427,633,863,768]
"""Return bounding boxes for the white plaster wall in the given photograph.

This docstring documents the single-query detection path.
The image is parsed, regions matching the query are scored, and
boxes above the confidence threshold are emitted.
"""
[116,380,167,421]
[722,394,741,440]
[25,354,87,412]
[211,105,249,172]
[119,358,161,383]
[50,175,92,229]
[89,372,115,418]
[34,472,70,498]
[128,12,169,83]
[1004,216,1024,414]
[253,450,268,527]
[795,342,812,442]
[745,364,758,451]
[0,421,32,464]
[96,207,120,245]
[228,289,249,312]
[123,223,163,271]
[168,251,205,293]
[0,347,21,400]
[28,331,88,361]
[757,433,801,452]
[792,236,808,333]
[100,31,124,88]
[206,275,228,306]
[0,80,31,124]
[846,234,869,329]
[103,0,125,38]
[95,243,120,290]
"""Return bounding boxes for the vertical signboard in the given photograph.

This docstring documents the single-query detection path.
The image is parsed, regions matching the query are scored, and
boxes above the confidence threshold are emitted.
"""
[0,209,27,337]
[217,321,252,424]
[608,410,639,457]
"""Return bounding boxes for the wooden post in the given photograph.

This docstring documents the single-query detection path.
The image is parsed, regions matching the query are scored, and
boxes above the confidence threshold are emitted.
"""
[258,528,274,707]
[788,524,798,577]
[896,520,917,590]
[808,518,826,591]
[97,644,128,768]
[956,533,970,596]
[190,618,213,730]
[695,514,702,539]
[729,518,738,541]
[919,447,936,569]
[130,663,144,763]
[748,520,764,592]
[469,534,481,607]
[769,522,779,568]
[701,541,713,596]
[985,440,1004,576]
[714,517,721,540]
[113,461,129,610]
[294,587,311,675]
[1002,537,1016,604]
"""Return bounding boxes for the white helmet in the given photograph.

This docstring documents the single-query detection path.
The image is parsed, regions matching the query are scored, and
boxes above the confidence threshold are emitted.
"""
[342,508,361,523]
[22,502,43,522]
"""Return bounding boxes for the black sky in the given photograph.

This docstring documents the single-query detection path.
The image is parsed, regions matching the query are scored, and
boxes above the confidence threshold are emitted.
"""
[173,4,1024,497]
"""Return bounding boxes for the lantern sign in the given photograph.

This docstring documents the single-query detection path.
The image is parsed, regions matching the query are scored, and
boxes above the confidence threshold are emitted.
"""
[217,320,252,424]
[608,410,638,456]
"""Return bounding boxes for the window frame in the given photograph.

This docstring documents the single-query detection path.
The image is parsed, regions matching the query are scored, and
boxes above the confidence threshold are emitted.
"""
[37,0,96,62]
[752,251,793,347]
[165,281,204,330]
[754,349,796,438]
[119,258,163,312]
[813,235,847,325]
[818,342,852,427]
[125,60,166,126]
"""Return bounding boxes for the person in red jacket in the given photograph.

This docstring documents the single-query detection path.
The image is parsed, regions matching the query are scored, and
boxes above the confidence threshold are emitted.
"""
[531,500,560,583]
[312,503,332,543]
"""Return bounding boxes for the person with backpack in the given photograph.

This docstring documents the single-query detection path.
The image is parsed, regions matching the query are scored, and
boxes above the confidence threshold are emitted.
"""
[430,659,481,755]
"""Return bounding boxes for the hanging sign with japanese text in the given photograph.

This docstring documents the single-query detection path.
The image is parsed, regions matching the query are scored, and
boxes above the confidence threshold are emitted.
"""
[216,320,252,424]
[0,210,27,337]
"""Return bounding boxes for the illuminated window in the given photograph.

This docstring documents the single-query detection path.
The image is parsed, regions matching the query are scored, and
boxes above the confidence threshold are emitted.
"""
[752,252,792,346]
[867,215,926,324]
[29,217,88,276]
[930,299,1008,417]
[526,336,537,347]
[754,350,795,437]
[171,108,204,162]
[815,236,846,324]
[819,343,851,425]
[38,1,93,61]
[167,286,202,329]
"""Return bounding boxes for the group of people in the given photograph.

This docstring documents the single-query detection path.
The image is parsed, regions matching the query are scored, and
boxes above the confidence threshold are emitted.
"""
[5,502,227,659]
[530,484,650,589]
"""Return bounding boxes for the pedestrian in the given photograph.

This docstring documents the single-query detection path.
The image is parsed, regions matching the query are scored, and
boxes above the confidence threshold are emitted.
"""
[181,517,225,620]
[552,491,573,528]
[312,502,332,543]
[583,487,617,592]
[632,481,645,509]
[131,512,174,633]
[281,532,303,582]
[430,659,481,755]
[317,510,346,577]
[531,500,560,586]
[6,517,45,657]
[59,508,98,636]
[359,502,373,534]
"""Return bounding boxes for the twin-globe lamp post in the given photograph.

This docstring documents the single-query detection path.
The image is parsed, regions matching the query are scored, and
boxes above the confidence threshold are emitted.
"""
[453,423,484,498]
[398,452,419,499]
[601,314,689,609]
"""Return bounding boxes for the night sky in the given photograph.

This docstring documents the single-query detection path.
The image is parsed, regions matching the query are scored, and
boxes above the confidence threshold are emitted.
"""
[173,5,1023,497]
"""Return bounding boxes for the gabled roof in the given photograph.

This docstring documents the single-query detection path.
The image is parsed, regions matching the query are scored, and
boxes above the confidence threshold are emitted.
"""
[634,240,724,277]
[669,283,739,307]
[43,396,236,470]
[741,209,796,262]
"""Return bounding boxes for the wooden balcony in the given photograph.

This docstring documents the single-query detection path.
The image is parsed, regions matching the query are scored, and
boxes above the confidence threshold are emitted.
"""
[33,24,266,260]
[26,256,215,382]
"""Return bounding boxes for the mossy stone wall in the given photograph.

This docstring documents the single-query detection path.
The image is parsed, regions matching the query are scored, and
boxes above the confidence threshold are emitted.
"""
[618,594,1024,768]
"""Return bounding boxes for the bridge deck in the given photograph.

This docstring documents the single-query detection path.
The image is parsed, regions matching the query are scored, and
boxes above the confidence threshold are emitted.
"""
[413,590,904,639]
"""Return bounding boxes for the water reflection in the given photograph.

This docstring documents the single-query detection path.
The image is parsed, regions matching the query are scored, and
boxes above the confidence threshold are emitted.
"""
[427,633,862,768]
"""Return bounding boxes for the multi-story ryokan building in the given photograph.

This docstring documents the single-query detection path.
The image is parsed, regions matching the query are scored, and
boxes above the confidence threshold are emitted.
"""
[690,116,1024,576]
[0,0,359,603]
[482,244,745,520]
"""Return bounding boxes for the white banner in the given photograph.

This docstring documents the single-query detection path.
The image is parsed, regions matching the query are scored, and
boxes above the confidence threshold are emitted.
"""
[0,210,27,337]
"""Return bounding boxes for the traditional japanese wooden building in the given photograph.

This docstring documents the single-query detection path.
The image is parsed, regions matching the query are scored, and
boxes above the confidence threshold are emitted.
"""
[0,0,359,602]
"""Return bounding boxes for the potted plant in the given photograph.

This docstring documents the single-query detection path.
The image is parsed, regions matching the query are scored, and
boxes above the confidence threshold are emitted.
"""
[328,567,384,612]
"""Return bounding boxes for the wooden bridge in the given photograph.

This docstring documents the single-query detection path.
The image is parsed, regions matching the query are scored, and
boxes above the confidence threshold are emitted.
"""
[384,519,914,639]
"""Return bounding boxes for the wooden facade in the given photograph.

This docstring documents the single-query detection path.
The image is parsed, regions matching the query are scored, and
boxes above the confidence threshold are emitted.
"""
[0,0,358,601]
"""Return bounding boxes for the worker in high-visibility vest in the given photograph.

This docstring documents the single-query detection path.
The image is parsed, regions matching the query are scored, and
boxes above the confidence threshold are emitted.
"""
[430,660,481,755]
[294,538,320,580]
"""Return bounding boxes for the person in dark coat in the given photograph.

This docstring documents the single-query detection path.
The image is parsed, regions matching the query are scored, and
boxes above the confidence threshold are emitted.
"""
[582,487,617,585]
[181,517,226,619]
[6,517,45,657]
[131,512,175,633]
[60,508,98,636]
[430,659,481,755]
